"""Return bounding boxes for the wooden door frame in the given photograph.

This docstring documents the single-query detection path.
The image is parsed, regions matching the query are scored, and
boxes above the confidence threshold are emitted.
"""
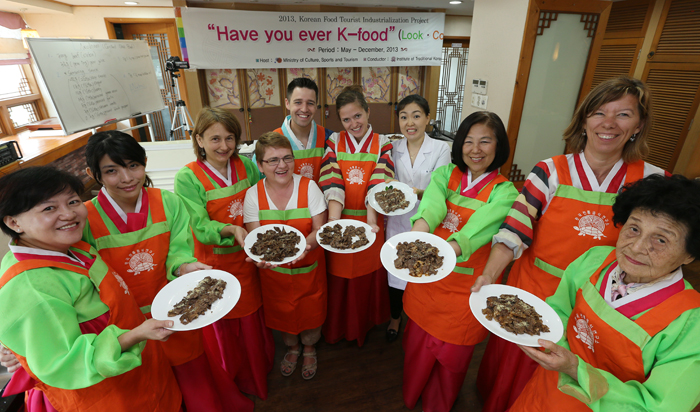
[647,0,700,64]
[501,0,612,179]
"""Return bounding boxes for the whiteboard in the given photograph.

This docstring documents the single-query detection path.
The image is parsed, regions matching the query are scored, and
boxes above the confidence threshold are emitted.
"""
[27,38,165,134]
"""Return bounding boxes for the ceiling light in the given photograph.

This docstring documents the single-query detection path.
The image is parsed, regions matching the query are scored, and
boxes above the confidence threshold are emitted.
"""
[450,1,463,4]
[125,1,139,4]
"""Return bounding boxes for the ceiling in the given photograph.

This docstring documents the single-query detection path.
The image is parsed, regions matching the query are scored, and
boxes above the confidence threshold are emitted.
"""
[1,0,474,15]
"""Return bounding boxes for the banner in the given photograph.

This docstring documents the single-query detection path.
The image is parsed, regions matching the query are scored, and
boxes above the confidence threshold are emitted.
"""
[178,8,445,69]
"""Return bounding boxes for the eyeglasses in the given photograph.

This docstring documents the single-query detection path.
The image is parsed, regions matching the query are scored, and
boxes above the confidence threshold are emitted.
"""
[261,155,295,167]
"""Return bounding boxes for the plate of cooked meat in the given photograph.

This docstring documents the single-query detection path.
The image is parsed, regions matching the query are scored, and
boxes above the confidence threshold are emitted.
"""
[151,269,241,331]
[244,224,306,265]
[316,219,376,254]
[368,182,418,216]
[380,232,456,283]
[469,284,564,347]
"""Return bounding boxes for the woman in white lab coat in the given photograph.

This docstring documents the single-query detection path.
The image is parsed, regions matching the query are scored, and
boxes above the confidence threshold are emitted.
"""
[385,95,451,342]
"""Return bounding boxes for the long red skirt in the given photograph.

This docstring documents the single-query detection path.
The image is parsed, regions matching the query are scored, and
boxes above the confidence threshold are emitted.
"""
[402,319,475,412]
[477,334,539,412]
[203,307,275,400]
[322,268,390,347]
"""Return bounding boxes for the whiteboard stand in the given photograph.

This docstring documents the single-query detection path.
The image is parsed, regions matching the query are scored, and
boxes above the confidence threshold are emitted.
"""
[121,113,157,142]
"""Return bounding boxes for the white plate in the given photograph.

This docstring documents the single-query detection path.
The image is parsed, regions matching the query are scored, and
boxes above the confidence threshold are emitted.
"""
[316,219,376,254]
[469,284,564,347]
[367,181,418,216]
[380,232,456,283]
[244,224,306,264]
[151,269,241,331]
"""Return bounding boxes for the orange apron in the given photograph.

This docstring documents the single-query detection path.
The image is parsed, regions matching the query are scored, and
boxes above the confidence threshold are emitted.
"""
[511,250,700,411]
[185,158,262,318]
[274,124,326,183]
[327,131,384,278]
[404,167,508,346]
[86,188,203,366]
[0,241,181,412]
[255,177,327,334]
[508,156,645,301]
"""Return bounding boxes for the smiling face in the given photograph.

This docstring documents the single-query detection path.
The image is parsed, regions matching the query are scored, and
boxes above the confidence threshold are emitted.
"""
[4,189,87,253]
[398,102,430,142]
[584,94,643,160]
[462,122,497,179]
[338,102,370,140]
[97,154,147,209]
[616,209,695,284]
[196,122,237,171]
[285,87,317,130]
[259,146,294,186]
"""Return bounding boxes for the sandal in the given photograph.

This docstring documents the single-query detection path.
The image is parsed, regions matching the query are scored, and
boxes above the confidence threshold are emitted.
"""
[280,346,301,377]
[386,317,402,343]
[301,348,318,380]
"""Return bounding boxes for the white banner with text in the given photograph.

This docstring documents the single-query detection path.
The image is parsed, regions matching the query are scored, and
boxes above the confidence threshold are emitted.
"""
[179,8,445,69]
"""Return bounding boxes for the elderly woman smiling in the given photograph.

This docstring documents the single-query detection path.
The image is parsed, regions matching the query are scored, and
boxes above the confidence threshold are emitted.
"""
[510,174,700,411]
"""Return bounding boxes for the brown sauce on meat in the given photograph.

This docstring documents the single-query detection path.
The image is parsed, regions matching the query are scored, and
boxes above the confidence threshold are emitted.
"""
[250,227,301,262]
[168,276,227,325]
[319,223,369,249]
[394,240,444,277]
[482,294,550,336]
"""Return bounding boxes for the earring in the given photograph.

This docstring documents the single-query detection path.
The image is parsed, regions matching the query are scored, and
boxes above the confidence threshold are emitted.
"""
[200,148,206,157]
[582,130,587,137]
[630,133,637,142]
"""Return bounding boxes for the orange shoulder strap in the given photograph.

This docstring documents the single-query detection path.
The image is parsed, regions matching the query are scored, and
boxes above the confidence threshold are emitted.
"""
[256,180,270,210]
[476,174,508,202]
[589,249,618,285]
[273,127,283,134]
[233,156,248,182]
[337,132,347,153]
[297,177,311,209]
[146,188,167,224]
[447,166,462,192]
[552,155,572,186]
[635,289,700,336]
[186,162,216,191]
[0,259,89,289]
[85,200,111,239]
[370,132,381,155]
[315,125,326,149]
[623,159,645,185]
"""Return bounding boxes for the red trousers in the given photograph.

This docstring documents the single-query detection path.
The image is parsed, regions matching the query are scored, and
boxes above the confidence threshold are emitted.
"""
[402,318,475,412]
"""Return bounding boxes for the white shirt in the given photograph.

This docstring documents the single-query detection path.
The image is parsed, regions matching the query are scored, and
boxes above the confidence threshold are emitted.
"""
[386,135,451,290]
[9,244,85,266]
[243,174,328,223]
[201,159,233,187]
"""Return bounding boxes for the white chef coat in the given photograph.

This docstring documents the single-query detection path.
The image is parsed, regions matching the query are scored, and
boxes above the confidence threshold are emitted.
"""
[386,134,451,290]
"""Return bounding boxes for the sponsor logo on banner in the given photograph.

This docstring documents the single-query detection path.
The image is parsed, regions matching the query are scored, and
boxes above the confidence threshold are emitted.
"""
[574,210,609,240]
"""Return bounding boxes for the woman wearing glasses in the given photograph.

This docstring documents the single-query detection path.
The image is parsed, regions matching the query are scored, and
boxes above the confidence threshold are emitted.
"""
[174,108,274,400]
[243,132,328,380]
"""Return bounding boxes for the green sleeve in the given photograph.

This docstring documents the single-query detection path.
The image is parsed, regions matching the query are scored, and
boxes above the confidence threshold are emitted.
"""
[241,155,261,186]
[410,164,453,231]
[0,266,144,390]
[161,190,197,281]
[174,166,235,248]
[446,181,518,262]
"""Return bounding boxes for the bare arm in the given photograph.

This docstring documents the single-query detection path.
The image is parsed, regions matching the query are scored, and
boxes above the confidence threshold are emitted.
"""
[471,242,514,292]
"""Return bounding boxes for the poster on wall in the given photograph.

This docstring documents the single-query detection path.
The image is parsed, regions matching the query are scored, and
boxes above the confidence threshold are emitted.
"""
[177,8,445,69]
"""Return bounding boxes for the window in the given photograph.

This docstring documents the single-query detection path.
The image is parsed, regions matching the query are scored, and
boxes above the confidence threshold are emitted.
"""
[0,64,45,137]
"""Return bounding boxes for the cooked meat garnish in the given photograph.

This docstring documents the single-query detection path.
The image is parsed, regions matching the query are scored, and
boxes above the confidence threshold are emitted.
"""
[394,240,443,277]
[250,227,300,262]
[482,294,550,336]
[319,223,369,250]
[168,276,227,325]
[375,187,410,213]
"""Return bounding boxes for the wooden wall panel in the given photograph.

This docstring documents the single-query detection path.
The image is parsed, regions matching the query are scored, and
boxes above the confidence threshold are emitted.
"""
[649,0,700,62]
[590,38,642,90]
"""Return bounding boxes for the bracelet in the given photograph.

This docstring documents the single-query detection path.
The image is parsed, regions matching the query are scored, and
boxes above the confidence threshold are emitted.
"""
[175,264,183,277]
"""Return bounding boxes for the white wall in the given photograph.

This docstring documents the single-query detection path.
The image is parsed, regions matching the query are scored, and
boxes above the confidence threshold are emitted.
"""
[461,0,529,126]
[445,15,472,37]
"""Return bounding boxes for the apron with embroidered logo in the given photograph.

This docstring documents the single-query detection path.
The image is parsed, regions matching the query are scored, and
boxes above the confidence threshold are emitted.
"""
[274,124,326,183]
[404,168,507,346]
[255,177,327,334]
[86,188,203,366]
[511,250,700,411]
[185,158,262,318]
[0,241,181,412]
[328,131,384,278]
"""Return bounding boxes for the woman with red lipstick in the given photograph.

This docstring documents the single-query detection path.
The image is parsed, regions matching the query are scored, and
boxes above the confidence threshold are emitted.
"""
[174,107,274,401]
[243,132,327,380]
[0,166,181,412]
[402,111,518,412]
[319,85,395,347]
[511,174,700,411]
[474,76,669,412]
[82,130,252,412]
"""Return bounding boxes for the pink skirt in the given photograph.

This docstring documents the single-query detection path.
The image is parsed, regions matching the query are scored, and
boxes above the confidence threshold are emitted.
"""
[322,268,390,347]
[402,318,475,412]
[202,307,275,400]
[477,334,539,412]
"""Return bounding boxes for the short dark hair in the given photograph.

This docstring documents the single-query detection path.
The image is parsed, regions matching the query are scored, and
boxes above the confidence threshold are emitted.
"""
[451,111,510,174]
[396,94,430,117]
[86,130,153,187]
[613,174,700,259]
[287,77,319,101]
[0,167,84,239]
